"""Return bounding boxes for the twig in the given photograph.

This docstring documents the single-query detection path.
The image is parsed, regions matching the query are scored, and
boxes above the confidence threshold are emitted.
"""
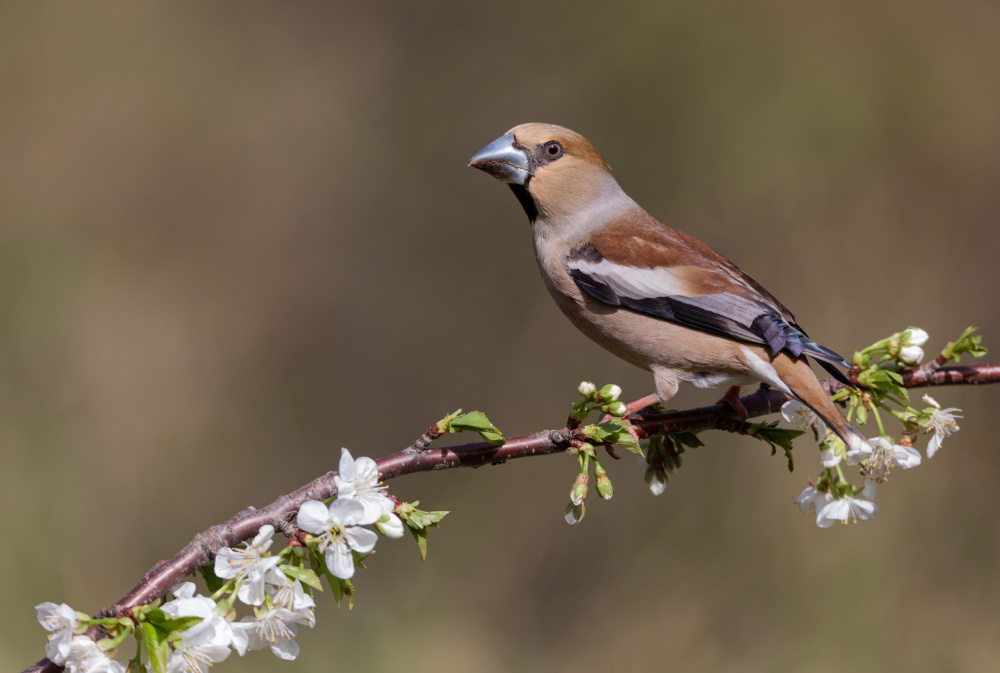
[22,363,1000,673]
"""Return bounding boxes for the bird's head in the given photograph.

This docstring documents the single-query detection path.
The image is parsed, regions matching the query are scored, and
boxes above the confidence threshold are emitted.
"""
[469,123,622,227]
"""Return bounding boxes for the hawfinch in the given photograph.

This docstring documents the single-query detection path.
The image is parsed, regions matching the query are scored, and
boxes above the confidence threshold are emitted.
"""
[469,123,868,455]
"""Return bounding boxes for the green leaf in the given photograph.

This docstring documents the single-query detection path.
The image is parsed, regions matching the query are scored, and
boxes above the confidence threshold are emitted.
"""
[328,576,354,609]
[672,431,705,449]
[198,564,225,594]
[145,608,203,635]
[858,368,908,400]
[141,623,169,673]
[450,410,505,445]
[409,525,429,561]
[398,503,449,530]
[583,419,643,456]
[746,422,803,471]
[281,565,323,591]
[312,549,354,608]
[944,326,988,362]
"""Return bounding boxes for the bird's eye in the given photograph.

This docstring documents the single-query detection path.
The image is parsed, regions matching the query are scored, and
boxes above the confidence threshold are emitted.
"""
[543,141,563,160]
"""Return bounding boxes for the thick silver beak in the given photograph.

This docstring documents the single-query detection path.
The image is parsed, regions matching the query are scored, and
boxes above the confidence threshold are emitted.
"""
[468,133,530,185]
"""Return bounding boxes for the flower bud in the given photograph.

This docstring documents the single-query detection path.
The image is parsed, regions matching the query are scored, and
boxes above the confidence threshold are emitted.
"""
[564,502,585,525]
[599,384,622,402]
[606,400,628,417]
[577,381,597,398]
[570,471,589,505]
[375,512,405,538]
[594,462,614,500]
[644,466,667,496]
[904,327,929,347]
[898,345,924,365]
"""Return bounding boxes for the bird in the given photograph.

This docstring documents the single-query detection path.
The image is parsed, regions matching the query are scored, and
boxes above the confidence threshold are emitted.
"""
[468,122,869,456]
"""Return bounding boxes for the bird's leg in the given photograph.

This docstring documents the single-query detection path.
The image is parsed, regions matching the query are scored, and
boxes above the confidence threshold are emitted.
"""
[717,385,748,424]
[623,393,661,416]
[599,393,660,424]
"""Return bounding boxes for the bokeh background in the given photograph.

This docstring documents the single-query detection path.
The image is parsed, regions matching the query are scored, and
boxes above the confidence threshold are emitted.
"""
[3,2,1000,671]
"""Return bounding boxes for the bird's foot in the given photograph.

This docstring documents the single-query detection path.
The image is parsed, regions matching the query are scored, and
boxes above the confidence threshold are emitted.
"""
[717,385,748,426]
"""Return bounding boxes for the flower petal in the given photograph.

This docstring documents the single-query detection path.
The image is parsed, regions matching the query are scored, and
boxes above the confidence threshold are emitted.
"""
[338,448,357,480]
[346,526,378,553]
[328,540,355,580]
[328,497,365,526]
[296,500,332,534]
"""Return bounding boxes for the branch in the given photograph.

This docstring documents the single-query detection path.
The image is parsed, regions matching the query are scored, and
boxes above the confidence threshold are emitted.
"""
[23,363,1000,673]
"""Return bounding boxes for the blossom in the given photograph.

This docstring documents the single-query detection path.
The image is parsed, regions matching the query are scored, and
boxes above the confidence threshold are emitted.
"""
[816,495,878,527]
[63,636,125,673]
[577,381,596,397]
[922,395,962,458]
[333,448,394,524]
[231,607,314,661]
[165,615,232,673]
[214,525,285,606]
[297,498,378,579]
[269,579,316,625]
[375,512,406,538]
[781,401,827,440]
[794,485,832,515]
[36,602,78,664]
[859,436,921,481]
[161,583,234,672]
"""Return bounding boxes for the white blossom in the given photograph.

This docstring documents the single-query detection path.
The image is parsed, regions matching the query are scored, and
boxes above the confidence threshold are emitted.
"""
[63,636,125,673]
[333,448,394,524]
[577,381,596,397]
[297,498,378,580]
[36,602,78,664]
[860,436,921,481]
[781,401,828,441]
[794,485,833,515]
[161,583,234,672]
[165,616,232,673]
[861,478,879,500]
[816,495,878,527]
[375,512,406,538]
[214,525,285,606]
[269,579,316,626]
[922,395,962,458]
[231,607,314,661]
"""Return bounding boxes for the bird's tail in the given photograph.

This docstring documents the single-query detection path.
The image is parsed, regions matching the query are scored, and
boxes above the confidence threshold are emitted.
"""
[771,355,871,456]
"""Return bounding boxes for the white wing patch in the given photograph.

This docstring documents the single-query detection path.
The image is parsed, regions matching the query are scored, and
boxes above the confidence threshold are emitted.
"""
[566,259,702,299]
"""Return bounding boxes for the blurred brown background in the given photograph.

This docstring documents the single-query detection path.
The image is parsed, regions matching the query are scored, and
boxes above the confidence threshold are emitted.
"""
[2,2,999,671]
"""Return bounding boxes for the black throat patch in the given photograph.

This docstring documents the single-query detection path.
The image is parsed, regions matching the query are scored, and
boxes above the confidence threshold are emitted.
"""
[508,182,538,222]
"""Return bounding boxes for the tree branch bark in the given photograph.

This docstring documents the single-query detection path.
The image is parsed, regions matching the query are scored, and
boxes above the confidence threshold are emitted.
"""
[23,363,1000,673]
